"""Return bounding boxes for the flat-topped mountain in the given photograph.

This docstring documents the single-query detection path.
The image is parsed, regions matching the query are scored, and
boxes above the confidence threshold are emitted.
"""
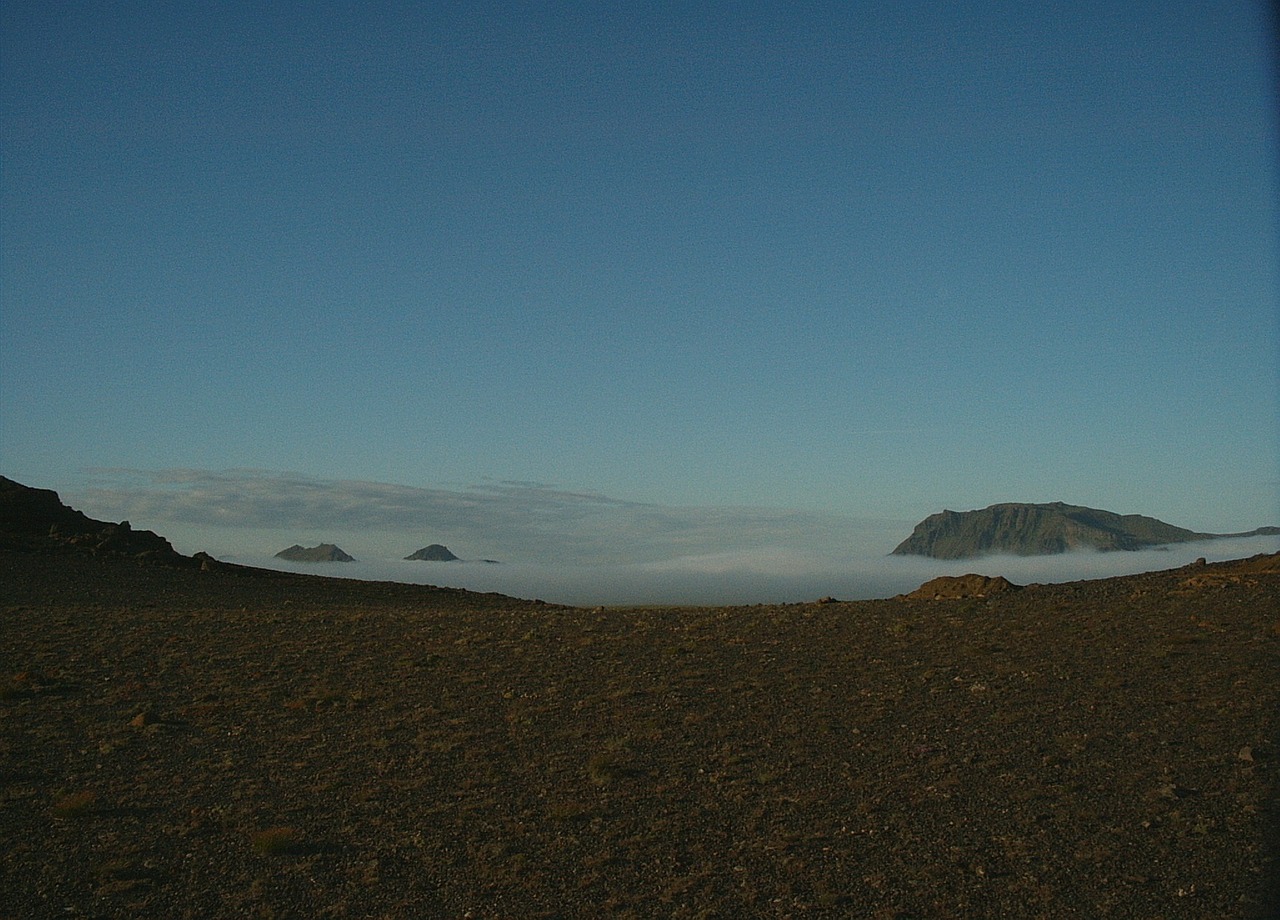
[275,543,355,563]
[405,544,459,562]
[892,501,1278,559]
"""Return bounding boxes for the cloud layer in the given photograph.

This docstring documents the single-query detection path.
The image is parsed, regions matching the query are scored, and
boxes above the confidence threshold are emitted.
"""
[76,468,900,565]
[73,469,1279,606]
[233,538,1280,608]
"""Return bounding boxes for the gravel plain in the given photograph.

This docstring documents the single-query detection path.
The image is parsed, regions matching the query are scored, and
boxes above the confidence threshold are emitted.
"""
[2,550,1278,919]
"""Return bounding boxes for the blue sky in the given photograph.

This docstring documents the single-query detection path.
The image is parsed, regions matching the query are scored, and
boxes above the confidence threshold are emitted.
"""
[2,1,1278,600]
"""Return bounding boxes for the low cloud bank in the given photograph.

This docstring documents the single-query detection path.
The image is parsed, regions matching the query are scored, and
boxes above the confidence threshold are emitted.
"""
[74,469,1278,606]
[74,470,906,573]
[76,468,898,567]
[228,536,1280,608]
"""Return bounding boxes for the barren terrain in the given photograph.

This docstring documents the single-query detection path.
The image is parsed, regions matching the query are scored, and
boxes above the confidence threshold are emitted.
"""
[2,550,1278,918]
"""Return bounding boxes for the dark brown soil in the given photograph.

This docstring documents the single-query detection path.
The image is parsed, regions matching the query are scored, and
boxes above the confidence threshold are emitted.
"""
[2,550,1278,918]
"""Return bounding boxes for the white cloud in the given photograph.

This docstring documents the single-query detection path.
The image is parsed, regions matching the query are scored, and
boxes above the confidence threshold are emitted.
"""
[218,537,1280,608]
[70,469,1279,606]
[75,468,899,566]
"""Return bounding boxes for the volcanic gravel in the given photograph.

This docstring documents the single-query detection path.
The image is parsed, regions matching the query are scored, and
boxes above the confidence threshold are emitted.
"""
[2,550,1278,918]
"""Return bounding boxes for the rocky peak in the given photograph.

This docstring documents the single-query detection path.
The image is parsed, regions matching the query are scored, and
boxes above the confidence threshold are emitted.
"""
[274,543,355,562]
[405,544,460,562]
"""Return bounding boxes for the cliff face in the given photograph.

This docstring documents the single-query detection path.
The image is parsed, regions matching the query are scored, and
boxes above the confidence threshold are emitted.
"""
[0,476,99,535]
[891,502,1212,559]
[0,475,186,563]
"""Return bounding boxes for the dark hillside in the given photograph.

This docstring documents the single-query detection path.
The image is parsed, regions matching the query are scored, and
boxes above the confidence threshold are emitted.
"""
[0,475,188,564]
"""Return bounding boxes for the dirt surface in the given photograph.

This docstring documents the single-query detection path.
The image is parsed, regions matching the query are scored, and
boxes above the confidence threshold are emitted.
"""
[2,550,1278,918]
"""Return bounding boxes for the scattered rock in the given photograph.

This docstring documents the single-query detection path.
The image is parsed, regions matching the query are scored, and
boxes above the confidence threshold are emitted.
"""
[1178,574,1243,592]
[193,551,221,572]
[1154,782,1197,800]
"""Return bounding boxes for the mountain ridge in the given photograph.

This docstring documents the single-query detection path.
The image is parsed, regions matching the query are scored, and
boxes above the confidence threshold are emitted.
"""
[892,501,1278,560]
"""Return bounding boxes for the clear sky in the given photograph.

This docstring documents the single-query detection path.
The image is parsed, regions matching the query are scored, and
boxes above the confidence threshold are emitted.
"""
[3,1,1278,601]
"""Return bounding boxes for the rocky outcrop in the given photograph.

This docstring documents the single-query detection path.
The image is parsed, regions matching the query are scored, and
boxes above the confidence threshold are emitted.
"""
[275,544,355,563]
[892,502,1277,560]
[898,574,1022,601]
[1,476,99,536]
[405,544,459,562]
[0,475,189,564]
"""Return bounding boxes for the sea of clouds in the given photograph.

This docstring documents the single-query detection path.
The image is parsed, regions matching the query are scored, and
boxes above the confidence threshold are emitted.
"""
[223,536,1279,608]
[76,468,1279,607]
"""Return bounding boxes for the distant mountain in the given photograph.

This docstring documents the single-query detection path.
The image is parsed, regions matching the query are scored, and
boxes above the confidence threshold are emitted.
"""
[892,502,1279,560]
[275,543,355,563]
[405,544,459,562]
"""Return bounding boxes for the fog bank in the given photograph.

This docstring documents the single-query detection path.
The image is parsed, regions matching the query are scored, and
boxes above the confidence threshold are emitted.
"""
[225,535,1280,607]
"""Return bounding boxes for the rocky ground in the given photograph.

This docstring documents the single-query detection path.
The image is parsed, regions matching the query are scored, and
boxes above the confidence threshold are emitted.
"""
[2,549,1278,919]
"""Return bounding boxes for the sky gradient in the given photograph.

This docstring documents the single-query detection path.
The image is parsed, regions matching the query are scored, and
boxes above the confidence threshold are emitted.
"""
[3,2,1278,601]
